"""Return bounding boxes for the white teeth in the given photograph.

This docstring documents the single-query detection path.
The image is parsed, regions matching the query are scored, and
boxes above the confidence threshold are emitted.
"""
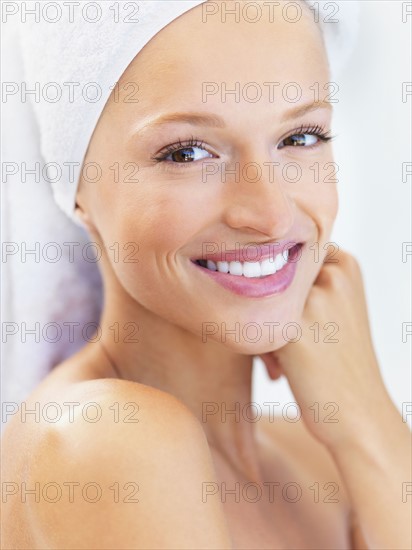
[274,253,285,270]
[229,261,243,276]
[243,262,262,278]
[261,257,277,276]
[201,250,291,278]
[216,261,229,273]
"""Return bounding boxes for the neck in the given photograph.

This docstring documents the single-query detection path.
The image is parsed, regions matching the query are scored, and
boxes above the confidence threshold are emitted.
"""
[98,279,264,481]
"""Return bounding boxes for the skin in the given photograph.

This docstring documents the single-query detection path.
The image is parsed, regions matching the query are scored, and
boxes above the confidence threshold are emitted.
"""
[1,1,410,548]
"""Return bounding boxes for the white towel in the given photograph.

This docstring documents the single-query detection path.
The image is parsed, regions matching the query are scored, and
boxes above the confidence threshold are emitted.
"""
[1,0,360,422]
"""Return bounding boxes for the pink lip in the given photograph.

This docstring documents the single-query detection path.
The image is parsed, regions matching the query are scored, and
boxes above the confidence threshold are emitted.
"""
[193,239,300,263]
[190,243,303,298]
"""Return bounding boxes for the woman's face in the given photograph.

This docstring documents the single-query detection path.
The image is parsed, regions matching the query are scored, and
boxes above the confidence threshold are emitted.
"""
[78,1,338,354]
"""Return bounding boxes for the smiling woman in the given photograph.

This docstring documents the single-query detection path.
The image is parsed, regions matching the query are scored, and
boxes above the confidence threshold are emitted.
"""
[1,1,411,549]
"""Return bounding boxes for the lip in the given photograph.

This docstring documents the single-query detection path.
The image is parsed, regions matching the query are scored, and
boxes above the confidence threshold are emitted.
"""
[190,243,304,298]
[191,239,301,263]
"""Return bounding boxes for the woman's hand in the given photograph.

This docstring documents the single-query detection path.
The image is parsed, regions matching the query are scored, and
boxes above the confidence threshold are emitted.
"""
[259,249,412,548]
[259,248,393,451]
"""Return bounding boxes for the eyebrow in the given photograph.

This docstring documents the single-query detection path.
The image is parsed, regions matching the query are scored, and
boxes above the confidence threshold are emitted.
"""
[130,101,333,138]
[280,101,333,122]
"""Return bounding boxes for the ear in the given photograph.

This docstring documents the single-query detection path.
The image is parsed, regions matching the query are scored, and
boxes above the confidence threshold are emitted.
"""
[74,200,97,236]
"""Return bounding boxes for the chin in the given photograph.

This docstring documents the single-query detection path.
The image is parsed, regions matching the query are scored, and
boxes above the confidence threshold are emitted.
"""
[235,328,302,355]
[197,300,306,355]
[225,337,296,356]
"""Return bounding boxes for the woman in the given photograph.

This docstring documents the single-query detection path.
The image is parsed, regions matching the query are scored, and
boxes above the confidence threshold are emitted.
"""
[2,1,411,548]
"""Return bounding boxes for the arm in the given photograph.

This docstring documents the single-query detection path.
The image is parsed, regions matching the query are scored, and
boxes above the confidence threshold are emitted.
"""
[27,380,232,549]
[331,393,411,550]
[260,250,411,549]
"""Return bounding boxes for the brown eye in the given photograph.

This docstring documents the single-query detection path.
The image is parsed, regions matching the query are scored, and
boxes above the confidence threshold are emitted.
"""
[153,139,215,165]
[170,147,197,162]
[279,133,319,148]
[167,146,214,163]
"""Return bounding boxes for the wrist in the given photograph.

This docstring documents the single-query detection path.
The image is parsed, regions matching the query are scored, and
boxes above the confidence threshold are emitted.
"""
[327,396,410,467]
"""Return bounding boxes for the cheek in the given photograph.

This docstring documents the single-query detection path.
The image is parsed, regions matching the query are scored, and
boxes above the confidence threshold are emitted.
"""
[310,183,339,252]
[311,184,338,239]
[294,170,339,237]
[117,185,209,252]
[280,142,339,232]
[298,185,339,295]
[99,182,212,300]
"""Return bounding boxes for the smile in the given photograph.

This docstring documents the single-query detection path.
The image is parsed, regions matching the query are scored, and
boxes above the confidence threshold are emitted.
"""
[190,243,303,298]
[195,248,291,278]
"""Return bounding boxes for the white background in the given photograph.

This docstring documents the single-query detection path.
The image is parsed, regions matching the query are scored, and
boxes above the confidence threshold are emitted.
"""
[253,1,412,425]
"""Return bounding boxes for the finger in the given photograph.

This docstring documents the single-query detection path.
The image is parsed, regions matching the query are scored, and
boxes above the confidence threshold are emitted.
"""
[313,248,363,289]
[259,353,284,381]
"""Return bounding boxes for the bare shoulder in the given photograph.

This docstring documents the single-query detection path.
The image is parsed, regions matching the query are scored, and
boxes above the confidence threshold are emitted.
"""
[30,375,206,455]
[2,377,231,549]
[32,376,207,466]
[2,343,205,451]
[2,373,204,464]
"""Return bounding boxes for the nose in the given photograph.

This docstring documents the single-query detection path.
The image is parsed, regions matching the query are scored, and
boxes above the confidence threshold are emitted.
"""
[222,157,295,238]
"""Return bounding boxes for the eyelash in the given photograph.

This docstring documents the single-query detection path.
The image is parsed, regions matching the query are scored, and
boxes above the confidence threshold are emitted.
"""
[151,136,208,163]
[282,124,334,147]
[151,124,335,165]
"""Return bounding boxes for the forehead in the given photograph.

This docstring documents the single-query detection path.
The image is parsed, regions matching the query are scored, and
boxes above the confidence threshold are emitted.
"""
[125,3,326,74]
[114,1,329,118]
